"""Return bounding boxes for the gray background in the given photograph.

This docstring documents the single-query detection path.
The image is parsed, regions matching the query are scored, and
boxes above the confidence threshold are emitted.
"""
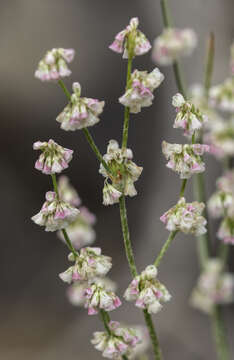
[0,0,233,359]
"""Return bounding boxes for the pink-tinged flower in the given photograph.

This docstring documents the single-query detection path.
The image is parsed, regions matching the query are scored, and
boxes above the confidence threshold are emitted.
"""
[56,82,104,131]
[172,93,207,137]
[33,139,73,175]
[131,326,150,359]
[109,17,151,59]
[31,191,79,232]
[191,258,234,314]
[124,265,171,314]
[91,321,140,359]
[152,28,197,66]
[160,197,207,236]
[119,68,164,113]
[66,281,88,306]
[100,140,142,200]
[208,191,233,218]
[84,277,121,315]
[58,175,81,207]
[217,217,234,244]
[162,141,209,179]
[209,77,234,113]
[35,48,75,81]
[59,247,112,283]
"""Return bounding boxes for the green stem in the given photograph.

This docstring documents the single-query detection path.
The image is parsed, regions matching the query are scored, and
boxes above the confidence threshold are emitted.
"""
[119,196,137,277]
[143,309,162,360]
[122,57,133,149]
[57,80,112,177]
[212,306,229,360]
[99,309,111,335]
[180,179,187,198]
[154,230,178,267]
[204,32,215,99]
[51,174,78,258]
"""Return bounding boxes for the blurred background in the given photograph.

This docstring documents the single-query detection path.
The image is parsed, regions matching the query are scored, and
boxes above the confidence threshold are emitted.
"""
[0,0,234,359]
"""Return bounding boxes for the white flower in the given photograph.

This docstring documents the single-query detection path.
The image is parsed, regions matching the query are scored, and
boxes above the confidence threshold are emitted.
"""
[152,28,197,66]
[124,265,171,314]
[59,247,112,283]
[109,17,151,59]
[217,217,234,245]
[160,197,207,236]
[56,82,105,131]
[35,48,75,81]
[162,141,210,179]
[191,258,234,314]
[33,139,73,175]
[209,77,234,113]
[208,191,233,218]
[31,191,79,232]
[103,183,122,206]
[91,321,140,359]
[131,326,150,359]
[58,175,81,207]
[119,68,164,113]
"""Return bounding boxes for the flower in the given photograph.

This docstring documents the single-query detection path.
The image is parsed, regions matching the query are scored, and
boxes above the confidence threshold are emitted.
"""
[58,175,81,207]
[59,247,112,283]
[91,321,140,359]
[35,48,75,81]
[152,28,197,66]
[84,278,121,315]
[131,326,150,359]
[217,217,234,244]
[172,93,207,137]
[56,82,105,131]
[119,68,164,113]
[31,191,79,232]
[160,197,207,235]
[33,139,73,175]
[100,140,143,202]
[209,77,234,112]
[190,258,234,314]
[217,170,234,193]
[124,265,171,314]
[204,118,234,159]
[162,141,210,179]
[208,191,233,218]
[109,17,151,58]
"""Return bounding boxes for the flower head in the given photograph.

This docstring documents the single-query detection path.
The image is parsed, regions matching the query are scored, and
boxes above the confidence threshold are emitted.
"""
[160,197,207,235]
[172,93,207,137]
[191,258,234,314]
[208,190,233,218]
[162,141,209,179]
[84,277,121,315]
[31,191,79,232]
[124,265,171,314]
[91,321,140,359]
[100,140,143,203]
[217,217,234,244]
[33,139,73,175]
[58,175,81,207]
[152,28,197,66]
[109,17,151,58]
[35,48,75,81]
[119,68,164,113]
[209,77,234,112]
[59,247,112,283]
[56,82,105,131]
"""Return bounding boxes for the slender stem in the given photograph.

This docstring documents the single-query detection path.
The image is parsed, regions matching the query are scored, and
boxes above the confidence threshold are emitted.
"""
[57,79,112,177]
[204,32,215,99]
[143,309,162,360]
[122,57,133,149]
[180,179,187,198]
[160,0,171,28]
[154,231,178,267]
[212,306,229,360]
[119,196,137,277]
[99,309,111,335]
[51,174,78,258]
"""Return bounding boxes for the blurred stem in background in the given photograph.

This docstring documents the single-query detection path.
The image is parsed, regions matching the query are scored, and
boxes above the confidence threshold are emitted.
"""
[159,0,230,359]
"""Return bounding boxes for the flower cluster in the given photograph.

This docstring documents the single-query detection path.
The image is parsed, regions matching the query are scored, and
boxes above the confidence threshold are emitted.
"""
[56,82,105,131]
[152,28,197,66]
[91,321,140,359]
[119,68,164,113]
[162,141,210,179]
[209,77,234,113]
[204,118,234,159]
[59,247,112,283]
[217,217,234,244]
[100,140,143,204]
[35,48,75,81]
[124,265,171,314]
[160,197,207,235]
[208,190,233,218]
[172,93,207,137]
[191,259,234,314]
[33,139,73,175]
[109,17,151,58]
[31,191,79,232]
